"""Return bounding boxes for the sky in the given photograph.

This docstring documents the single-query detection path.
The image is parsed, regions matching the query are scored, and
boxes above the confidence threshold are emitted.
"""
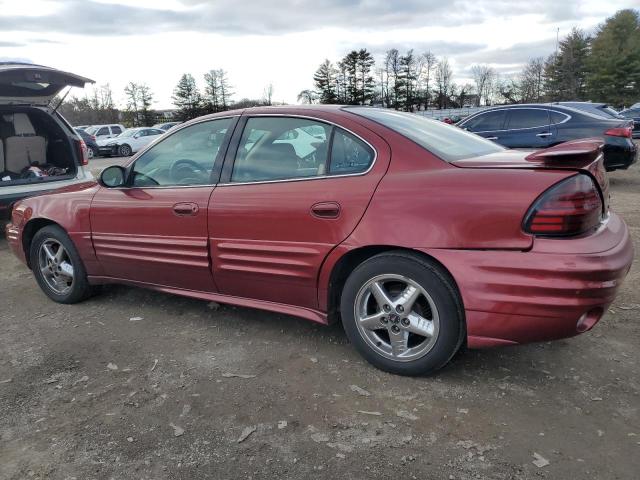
[0,0,637,109]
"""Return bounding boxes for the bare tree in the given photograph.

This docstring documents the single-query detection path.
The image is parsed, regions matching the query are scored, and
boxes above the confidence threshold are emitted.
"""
[417,51,437,109]
[434,58,453,109]
[471,65,495,106]
[520,57,545,102]
[297,89,318,104]
[263,83,274,106]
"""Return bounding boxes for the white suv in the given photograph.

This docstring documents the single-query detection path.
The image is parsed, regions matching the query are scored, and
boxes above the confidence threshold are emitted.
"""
[85,124,125,140]
[0,63,94,216]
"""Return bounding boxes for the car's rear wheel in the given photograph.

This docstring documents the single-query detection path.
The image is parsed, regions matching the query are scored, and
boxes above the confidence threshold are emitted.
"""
[340,251,464,376]
[87,146,96,159]
[118,144,132,157]
[30,225,94,304]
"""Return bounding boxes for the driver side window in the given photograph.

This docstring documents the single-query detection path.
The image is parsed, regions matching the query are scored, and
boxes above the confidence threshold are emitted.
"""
[132,118,232,187]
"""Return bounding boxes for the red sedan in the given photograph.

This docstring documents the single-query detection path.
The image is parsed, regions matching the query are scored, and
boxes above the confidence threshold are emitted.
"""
[6,106,634,375]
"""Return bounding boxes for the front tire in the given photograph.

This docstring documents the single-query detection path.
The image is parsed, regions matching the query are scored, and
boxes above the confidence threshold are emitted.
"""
[340,251,464,376]
[30,225,94,304]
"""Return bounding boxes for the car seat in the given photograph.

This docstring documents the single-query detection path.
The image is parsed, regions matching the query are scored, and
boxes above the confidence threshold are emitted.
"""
[4,113,47,174]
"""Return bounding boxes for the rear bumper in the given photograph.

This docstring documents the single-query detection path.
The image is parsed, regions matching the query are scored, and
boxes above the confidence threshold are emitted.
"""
[423,213,634,348]
[603,137,637,170]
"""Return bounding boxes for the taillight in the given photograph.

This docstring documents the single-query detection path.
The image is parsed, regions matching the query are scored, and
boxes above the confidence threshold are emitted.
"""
[75,138,89,166]
[523,175,603,236]
[605,126,632,138]
[90,135,97,141]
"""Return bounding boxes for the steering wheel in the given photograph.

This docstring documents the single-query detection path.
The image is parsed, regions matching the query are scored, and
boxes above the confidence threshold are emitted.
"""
[170,159,207,184]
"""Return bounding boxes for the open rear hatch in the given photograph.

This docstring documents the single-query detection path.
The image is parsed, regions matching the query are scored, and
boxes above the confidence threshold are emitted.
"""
[0,63,94,106]
[451,138,610,213]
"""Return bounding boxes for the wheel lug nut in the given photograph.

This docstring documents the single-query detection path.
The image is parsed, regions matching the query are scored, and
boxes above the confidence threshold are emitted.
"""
[380,316,388,324]
[383,304,391,312]
[391,325,400,333]
[396,305,404,313]
[401,318,410,326]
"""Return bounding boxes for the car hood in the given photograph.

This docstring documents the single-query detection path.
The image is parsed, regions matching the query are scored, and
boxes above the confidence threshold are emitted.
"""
[0,63,94,106]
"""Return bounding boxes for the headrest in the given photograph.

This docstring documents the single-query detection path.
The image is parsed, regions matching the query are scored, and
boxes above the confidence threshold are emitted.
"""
[12,113,36,136]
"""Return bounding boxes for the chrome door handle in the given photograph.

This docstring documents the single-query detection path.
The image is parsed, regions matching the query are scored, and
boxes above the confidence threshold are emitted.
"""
[536,132,553,137]
[486,136,498,140]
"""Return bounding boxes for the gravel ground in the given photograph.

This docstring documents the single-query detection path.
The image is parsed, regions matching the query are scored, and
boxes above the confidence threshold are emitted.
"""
[1,159,639,480]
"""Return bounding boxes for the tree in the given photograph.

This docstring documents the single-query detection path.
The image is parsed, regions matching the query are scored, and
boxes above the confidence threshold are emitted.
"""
[263,83,274,106]
[399,49,418,110]
[417,51,437,109]
[124,82,140,125]
[138,84,154,126]
[384,49,402,109]
[471,65,495,106]
[434,58,453,109]
[357,48,376,105]
[217,69,233,110]
[172,74,203,121]
[203,69,234,112]
[313,60,338,104]
[520,57,545,102]
[544,28,590,101]
[586,9,640,106]
[297,89,318,104]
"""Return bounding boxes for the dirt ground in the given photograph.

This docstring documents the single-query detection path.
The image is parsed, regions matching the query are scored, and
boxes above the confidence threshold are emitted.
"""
[1,158,639,480]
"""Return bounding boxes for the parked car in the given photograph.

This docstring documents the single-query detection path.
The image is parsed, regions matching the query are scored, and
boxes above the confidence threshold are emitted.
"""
[618,107,640,138]
[75,128,99,159]
[5,106,633,375]
[85,123,125,140]
[0,63,93,217]
[75,125,91,131]
[555,101,624,119]
[457,104,637,171]
[96,127,165,157]
[152,121,181,131]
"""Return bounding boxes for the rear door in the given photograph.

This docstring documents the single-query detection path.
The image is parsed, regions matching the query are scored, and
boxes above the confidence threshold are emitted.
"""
[501,108,556,148]
[207,114,390,309]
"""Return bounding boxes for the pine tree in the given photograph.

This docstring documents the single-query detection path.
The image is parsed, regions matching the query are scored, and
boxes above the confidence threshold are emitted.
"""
[586,9,640,106]
[313,60,338,104]
[544,28,590,101]
[172,74,203,121]
[357,49,376,105]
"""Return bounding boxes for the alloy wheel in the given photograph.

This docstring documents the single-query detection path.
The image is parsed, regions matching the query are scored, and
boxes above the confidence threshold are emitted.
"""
[354,274,440,362]
[38,239,75,295]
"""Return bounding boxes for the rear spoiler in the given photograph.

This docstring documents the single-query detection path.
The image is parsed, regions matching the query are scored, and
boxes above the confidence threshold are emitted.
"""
[525,138,604,164]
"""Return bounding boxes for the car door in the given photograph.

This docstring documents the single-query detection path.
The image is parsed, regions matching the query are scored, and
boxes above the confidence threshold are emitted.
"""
[90,117,236,291]
[207,114,390,310]
[460,110,507,143]
[500,108,557,148]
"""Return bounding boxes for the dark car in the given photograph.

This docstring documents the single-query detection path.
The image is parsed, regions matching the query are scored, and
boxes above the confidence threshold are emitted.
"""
[152,121,181,131]
[5,106,634,376]
[556,102,624,120]
[618,107,640,138]
[75,128,99,159]
[457,104,637,171]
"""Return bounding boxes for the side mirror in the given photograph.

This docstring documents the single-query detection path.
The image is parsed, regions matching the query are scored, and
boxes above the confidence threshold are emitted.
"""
[133,133,141,139]
[99,165,126,188]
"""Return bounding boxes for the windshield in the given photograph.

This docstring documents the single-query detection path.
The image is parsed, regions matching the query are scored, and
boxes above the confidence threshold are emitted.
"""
[119,129,138,138]
[348,107,504,161]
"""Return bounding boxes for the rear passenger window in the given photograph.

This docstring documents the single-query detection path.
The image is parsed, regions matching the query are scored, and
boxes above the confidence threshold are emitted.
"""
[549,111,570,124]
[97,127,109,135]
[507,109,550,129]
[329,129,374,174]
[111,126,122,135]
[464,110,506,131]
[231,117,332,182]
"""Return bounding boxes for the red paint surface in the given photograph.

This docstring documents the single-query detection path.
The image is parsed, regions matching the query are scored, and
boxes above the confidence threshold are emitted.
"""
[5,106,634,348]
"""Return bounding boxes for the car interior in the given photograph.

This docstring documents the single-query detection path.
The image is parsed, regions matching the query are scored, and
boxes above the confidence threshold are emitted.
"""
[0,107,77,186]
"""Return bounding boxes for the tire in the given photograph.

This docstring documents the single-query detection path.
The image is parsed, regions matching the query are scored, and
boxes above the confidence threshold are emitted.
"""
[88,146,97,159]
[340,251,464,376]
[30,225,95,304]
[118,144,132,157]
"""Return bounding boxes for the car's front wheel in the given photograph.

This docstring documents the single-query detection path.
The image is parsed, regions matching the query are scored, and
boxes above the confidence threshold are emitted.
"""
[30,225,94,304]
[340,251,464,376]
[118,144,132,157]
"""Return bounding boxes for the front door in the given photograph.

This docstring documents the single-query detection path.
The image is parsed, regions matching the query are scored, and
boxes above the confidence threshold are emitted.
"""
[208,114,390,310]
[90,117,236,292]
[500,108,557,148]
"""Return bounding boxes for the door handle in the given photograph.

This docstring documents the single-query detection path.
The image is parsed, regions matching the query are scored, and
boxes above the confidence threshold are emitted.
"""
[311,202,341,219]
[536,132,553,137]
[173,202,199,216]
[486,136,498,140]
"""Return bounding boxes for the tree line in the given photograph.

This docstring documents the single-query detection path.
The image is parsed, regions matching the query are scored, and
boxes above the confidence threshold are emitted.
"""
[304,9,640,110]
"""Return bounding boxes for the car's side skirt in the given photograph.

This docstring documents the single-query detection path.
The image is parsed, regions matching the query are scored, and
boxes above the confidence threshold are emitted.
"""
[87,275,329,325]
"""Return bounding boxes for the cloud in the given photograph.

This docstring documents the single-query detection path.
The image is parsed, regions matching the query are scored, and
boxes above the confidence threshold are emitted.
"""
[0,0,600,37]
[457,38,558,66]
[0,41,25,47]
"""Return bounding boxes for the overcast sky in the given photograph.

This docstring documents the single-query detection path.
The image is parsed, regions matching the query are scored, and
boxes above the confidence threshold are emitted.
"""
[0,0,637,108]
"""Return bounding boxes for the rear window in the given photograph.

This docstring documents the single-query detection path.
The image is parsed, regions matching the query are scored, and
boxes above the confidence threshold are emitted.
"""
[348,107,504,162]
[506,109,550,129]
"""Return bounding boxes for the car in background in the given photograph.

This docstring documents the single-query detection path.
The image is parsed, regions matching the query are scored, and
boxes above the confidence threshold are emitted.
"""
[0,63,94,217]
[618,107,640,138]
[85,124,125,140]
[75,128,99,159]
[152,121,181,131]
[457,104,637,171]
[5,106,633,376]
[75,125,91,131]
[96,127,165,157]
[555,102,624,120]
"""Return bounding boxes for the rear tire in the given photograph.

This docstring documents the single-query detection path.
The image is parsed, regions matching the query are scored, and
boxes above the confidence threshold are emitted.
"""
[30,225,95,304]
[340,251,464,376]
[118,144,132,157]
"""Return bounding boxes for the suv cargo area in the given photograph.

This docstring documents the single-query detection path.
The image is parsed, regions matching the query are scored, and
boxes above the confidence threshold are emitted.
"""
[0,106,79,187]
